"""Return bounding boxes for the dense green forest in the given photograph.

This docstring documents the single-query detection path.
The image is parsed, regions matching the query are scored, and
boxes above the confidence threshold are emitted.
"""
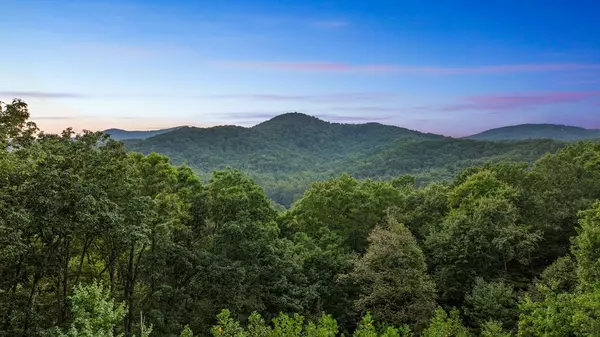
[3,98,600,336]
[123,113,582,207]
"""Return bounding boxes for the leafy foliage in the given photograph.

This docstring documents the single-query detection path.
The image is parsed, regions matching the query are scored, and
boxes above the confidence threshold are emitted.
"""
[3,99,600,337]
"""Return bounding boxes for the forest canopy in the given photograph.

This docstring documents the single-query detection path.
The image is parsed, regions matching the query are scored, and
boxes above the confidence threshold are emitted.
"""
[3,98,600,336]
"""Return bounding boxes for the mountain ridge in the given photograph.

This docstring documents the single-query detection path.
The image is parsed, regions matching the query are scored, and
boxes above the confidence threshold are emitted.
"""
[105,113,600,141]
[118,112,590,206]
[465,123,600,141]
[103,126,184,140]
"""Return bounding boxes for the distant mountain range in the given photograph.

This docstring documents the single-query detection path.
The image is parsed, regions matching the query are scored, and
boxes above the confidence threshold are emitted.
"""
[465,124,600,141]
[102,126,182,140]
[105,116,600,142]
[112,113,595,206]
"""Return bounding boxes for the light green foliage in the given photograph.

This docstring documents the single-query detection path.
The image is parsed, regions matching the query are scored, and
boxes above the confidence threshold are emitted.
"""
[464,278,518,330]
[352,312,411,337]
[480,321,512,337]
[352,215,436,332]
[210,310,405,337]
[6,99,600,337]
[538,255,577,292]
[180,325,194,337]
[422,307,470,337]
[291,174,404,252]
[572,201,600,289]
[211,309,247,337]
[518,286,600,336]
[207,169,277,227]
[58,282,126,337]
[352,313,378,337]
[305,314,339,337]
[426,170,541,304]
[517,286,575,337]
[247,312,272,337]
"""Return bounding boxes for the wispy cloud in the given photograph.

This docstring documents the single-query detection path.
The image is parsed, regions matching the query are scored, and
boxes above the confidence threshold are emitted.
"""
[0,91,87,99]
[210,92,400,102]
[314,113,390,122]
[439,91,600,111]
[215,61,600,75]
[331,106,409,113]
[562,79,600,85]
[213,111,390,124]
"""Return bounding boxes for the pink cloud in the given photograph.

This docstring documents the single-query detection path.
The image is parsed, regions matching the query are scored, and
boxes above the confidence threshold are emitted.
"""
[215,61,600,75]
[210,92,400,102]
[440,91,600,111]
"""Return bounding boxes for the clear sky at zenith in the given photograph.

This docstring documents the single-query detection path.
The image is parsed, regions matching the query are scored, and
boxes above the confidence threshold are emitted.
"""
[1,0,599,136]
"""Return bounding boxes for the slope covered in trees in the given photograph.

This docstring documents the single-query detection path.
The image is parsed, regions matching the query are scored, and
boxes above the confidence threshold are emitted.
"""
[123,113,572,207]
[466,123,600,141]
[4,98,600,336]
[103,126,182,140]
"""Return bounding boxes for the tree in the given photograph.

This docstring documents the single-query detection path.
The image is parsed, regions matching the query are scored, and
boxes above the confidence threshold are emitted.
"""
[0,98,38,148]
[56,282,126,337]
[291,174,404,252]
[572,201,600,290]
[421,307,470,337]
[352,215,436,333]
[464,278,517,331]
[426,170,540,306]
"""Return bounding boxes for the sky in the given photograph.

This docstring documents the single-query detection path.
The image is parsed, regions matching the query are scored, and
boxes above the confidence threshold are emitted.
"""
[1,0,599,137]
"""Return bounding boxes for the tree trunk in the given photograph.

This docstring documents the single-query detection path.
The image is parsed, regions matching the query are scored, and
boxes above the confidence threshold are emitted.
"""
[124,243,136,337]
[60,238,71,324]
[74,236,91,286]
[3,256,23,331]
[22,269,41,337]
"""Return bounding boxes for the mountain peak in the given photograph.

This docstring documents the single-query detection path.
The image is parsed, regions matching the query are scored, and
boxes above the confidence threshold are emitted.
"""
[252,112,328,130]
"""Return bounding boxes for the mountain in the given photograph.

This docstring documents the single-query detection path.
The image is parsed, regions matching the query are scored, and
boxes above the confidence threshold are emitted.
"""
[123,112,446,173]
[103,126,182,140]
[120,113,574,206]
[466,124,600,141]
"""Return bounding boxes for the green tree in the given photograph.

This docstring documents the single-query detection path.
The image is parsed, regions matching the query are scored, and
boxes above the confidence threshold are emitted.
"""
[352,215,436,333]
[426,170,540,305]
[57,282,126,337]
[572,201,600,289]
[422,307,470,337]
[480,321,512,337]
[291,175,404,252]
[464,278,517,331]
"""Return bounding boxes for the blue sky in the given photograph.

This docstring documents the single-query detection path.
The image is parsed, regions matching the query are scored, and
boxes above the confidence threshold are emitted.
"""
[1,0,599,136]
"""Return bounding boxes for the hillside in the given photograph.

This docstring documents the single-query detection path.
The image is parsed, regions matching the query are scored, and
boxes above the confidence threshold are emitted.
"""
[122,113,572,206]
[124,112,445,173]
[343,138,567,180]
[466,123,600,141]
[103,126,182,140]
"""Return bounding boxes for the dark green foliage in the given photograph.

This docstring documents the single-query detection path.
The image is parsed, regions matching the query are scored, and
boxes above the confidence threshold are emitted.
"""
[352,216,436,332]
[123,113,566,207]
[4,99,600,337]
[464,278,518,331]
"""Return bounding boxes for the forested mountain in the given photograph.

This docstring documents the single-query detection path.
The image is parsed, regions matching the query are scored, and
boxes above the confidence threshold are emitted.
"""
[4,98,600,337]
[466,123,600,141]
[103,126,182,140]
[123,113,570,206]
